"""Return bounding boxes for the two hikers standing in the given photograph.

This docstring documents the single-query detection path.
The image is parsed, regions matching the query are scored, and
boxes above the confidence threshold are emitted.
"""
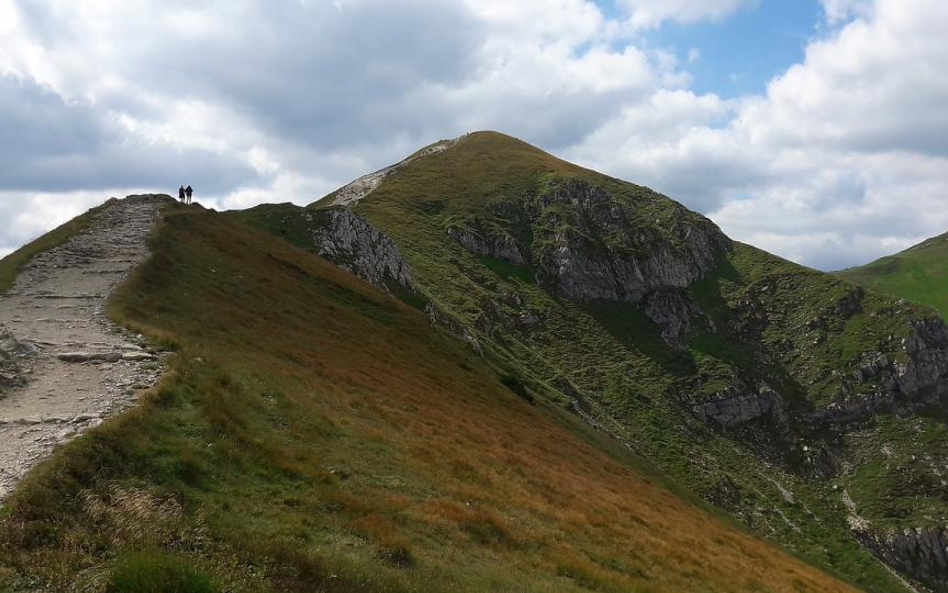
[178,185,193,204]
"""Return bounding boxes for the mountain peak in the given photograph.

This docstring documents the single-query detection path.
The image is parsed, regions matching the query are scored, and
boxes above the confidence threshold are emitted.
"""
[315,130,569,209]
[243,123,948,589]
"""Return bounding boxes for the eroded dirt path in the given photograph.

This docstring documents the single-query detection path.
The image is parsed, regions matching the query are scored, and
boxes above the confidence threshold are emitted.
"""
[0,195,171,499]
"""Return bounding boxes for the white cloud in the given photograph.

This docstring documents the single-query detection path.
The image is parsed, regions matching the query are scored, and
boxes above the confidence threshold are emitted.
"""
[617,0,754,29]
[0,0,946,273]
[821,0,873,24]
[568,0,948,269]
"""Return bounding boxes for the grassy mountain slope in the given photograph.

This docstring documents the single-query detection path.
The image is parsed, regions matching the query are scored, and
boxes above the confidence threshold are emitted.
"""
[236,131,948,591]
[0,205,852,591]
[838,231,948,318]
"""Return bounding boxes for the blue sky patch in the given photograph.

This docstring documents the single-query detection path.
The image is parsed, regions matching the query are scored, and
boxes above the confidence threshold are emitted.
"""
[599,0,824,97]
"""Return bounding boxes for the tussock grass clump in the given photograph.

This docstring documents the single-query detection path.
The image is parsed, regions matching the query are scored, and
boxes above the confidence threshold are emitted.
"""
[107,550,218,593]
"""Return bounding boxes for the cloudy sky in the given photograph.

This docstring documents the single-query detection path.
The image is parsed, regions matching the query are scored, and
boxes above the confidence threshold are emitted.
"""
[1,0,946,270]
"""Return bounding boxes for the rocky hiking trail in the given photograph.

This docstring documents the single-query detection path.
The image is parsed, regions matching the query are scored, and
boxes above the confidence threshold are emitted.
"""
[0,195,170,499]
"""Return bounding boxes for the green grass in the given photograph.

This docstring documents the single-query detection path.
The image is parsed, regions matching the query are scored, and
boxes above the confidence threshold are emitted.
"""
[841,411,948,529]
[838,231,948,319]
[229,202,319,250]
[0,207,855,592]
[477,254,535,284]
[107,551,219,593]
[0,200,115,294]
[278,131,931,591]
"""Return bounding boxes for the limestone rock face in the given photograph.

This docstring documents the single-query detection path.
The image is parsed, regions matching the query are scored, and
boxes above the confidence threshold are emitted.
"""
[532,179,728,302]
[896,317,948,398]
[443,178,728,348]
[444,179,729,305]
[309,207,413,292]
[641,288,705,346]
[859,526,948,591]
[446,226,526,265]
[692,385,785,429]
[811,316,948,426]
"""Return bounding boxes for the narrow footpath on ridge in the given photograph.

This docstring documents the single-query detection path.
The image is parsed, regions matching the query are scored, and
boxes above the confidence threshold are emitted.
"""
[0,195,171,499]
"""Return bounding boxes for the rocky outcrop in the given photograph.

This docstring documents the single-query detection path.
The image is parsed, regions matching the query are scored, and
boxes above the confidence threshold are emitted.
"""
[896,317,948,398]
[531,179,729,302]
[855,526,948,591]
[446,226,526,265]
[810,392,895,426]
[844,489,948,590]
[641,288,705,346]
[692,385,785,429]
[855,351,890,381]
[443,177,728,351]
[0,327,31,393]
[424,302,483,354]
[811,316,948,426]
[444,179,729,305]
[833,286,865,319]
[308,207,413,292]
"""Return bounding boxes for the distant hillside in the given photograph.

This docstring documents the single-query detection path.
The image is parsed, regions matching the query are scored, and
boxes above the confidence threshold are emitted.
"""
[0,204,851,592]
[236,131,948,591]
[838,231,948,318]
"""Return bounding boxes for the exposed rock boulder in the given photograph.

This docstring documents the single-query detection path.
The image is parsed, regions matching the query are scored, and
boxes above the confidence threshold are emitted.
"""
[446,226,526,265]
[810,316,948,426]
[0,327,31,393]
[896,317,948,398]
[531,179,729,302]
[855,351,890,381]
[856,526,948,591]
[308,207,413,292]
[833,286,865,319]
[56,351,122,363]
[641,288,705,346]
[692,385,785,429]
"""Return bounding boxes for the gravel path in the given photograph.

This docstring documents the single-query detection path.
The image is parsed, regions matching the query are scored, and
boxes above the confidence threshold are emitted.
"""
[0,195,171,499]
[330,135,463,206]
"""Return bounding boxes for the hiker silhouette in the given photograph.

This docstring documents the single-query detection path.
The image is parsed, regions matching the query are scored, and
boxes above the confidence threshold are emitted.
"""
[178,186,186,202]
[185,185,193,205]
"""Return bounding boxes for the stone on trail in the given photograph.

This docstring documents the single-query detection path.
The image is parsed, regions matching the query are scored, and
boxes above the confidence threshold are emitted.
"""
[121,351,156,361]
[0,328,30,391]
[56,351,122,363]
[71,413,100,424]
